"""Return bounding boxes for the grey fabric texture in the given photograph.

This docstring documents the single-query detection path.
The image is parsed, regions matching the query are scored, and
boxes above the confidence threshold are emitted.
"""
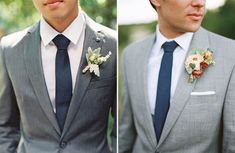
[0,12,117,153]
[119,27,235,153]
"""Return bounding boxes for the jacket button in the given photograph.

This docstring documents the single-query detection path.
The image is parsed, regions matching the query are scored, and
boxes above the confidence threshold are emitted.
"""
[60,141,67,149]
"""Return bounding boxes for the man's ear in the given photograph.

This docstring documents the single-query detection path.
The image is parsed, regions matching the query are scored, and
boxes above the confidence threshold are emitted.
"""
[150,0,161,8]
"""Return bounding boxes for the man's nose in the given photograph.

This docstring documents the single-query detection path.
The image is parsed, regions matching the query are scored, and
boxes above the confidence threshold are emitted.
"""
[191,0,206,7]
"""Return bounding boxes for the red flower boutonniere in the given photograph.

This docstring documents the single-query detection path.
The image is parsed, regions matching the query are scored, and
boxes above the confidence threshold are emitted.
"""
[185,49,215,83]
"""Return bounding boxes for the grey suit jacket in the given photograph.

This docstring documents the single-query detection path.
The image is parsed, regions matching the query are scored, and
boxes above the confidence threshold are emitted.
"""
[0,13,117,153]
[119,27,235,153]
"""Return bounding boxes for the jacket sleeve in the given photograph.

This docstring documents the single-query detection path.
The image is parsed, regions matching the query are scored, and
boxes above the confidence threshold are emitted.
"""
[118,50,137,153]
[0,43,20,153]
[223,65,235,152]
[111,93,117,153]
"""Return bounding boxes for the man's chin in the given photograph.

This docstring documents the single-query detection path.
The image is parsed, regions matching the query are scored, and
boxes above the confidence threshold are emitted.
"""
[45,13,67,21]
[185,24,201,33]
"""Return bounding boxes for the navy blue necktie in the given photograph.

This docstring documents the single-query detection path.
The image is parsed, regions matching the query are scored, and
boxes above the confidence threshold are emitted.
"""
[154,41,178,141]
[53,34,72,131]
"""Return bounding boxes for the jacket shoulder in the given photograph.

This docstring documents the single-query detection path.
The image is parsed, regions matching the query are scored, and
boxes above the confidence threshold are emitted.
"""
[84,13,116,41]
[205,28,235,58]
[96,22,116,40]
[206,29,235,46]
[198,27,235,50]
[123,34,155,57]
[0,26,31,49]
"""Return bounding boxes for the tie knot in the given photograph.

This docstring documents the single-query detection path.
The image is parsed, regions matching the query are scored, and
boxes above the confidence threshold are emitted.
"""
[53,34,70,50]
[162,41,178,53]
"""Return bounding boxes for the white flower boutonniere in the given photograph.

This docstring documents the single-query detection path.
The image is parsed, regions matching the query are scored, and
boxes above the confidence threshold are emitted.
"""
[82,47,112,77]
[185,48,215,83]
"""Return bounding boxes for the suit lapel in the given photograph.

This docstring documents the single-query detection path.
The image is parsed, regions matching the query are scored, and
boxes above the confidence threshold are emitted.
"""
[137,34,158,147]
[24,23,61,135]
[61,14,104,138]
[157,28,210,147]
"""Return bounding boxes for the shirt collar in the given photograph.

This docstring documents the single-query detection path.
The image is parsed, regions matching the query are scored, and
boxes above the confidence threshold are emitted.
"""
[40,9,85,46]
[156,25,193,51]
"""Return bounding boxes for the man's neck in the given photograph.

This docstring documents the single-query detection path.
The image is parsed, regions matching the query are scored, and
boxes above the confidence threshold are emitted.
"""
[158,21,186,39]
[159,27,185,39]
[44,11,78,33]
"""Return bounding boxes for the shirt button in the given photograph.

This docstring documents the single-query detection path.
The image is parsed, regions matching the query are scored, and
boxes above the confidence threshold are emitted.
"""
[60,141,67,149]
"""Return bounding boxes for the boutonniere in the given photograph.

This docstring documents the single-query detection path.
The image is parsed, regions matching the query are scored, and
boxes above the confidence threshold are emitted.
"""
[82,47,112,77]
[185,48,215,83]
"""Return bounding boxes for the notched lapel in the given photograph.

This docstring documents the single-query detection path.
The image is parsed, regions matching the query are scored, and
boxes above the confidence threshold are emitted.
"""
[137,34,158,147]
[157,28,210,147]
[24,23,61,135]
[61,16,105,138]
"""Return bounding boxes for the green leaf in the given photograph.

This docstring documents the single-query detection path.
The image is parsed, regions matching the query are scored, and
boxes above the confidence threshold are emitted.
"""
[186,67,193,74]
[189,63,196,69]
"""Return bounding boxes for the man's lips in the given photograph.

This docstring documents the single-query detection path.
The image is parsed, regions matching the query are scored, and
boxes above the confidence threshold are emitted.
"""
[44,0,63,5]
[44,0,64,9]
[187,13,203,21]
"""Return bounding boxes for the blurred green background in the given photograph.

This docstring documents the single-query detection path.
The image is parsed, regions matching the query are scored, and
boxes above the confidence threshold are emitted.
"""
[119,0,235,50]
[1,0,235,147]
[118,0,235,111]
[0,0,116,37]
[0,0,116,146]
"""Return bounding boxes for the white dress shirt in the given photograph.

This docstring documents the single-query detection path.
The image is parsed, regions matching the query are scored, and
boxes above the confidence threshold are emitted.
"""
[148,26,193,114]
[40,11,85,112]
